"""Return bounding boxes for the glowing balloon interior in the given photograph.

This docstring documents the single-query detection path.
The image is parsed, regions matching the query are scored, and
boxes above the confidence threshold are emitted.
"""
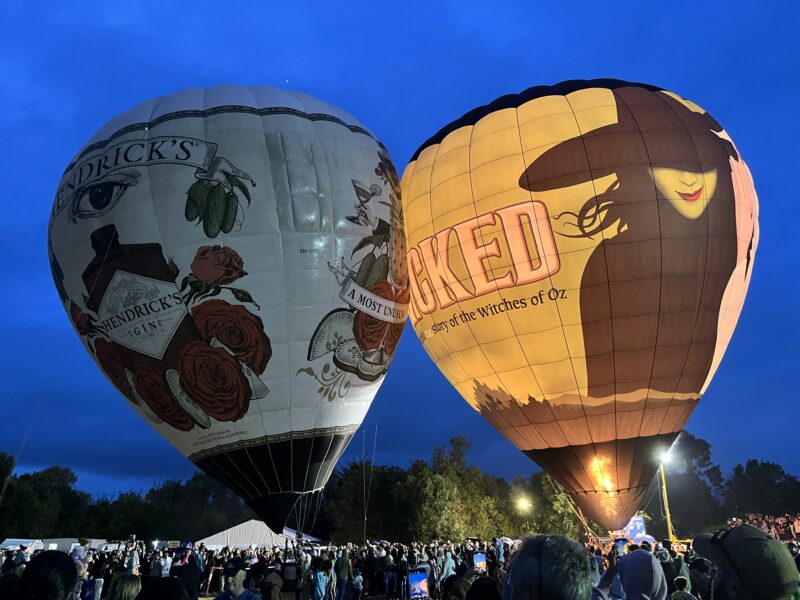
[49,85,408,532]
[401,79,758,529]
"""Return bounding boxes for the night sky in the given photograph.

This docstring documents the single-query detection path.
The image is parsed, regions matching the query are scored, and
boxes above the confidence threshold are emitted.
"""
[2,1,798,497]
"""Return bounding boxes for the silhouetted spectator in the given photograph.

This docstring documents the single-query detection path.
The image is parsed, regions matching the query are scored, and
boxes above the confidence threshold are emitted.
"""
[694,524,800,599]
[134,577,189,600]
[16,550,77,600]
[509,535,592,600]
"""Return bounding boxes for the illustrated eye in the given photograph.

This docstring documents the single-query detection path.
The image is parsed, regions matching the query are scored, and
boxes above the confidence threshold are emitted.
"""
[87,180,123,210]
[71,170,141,221]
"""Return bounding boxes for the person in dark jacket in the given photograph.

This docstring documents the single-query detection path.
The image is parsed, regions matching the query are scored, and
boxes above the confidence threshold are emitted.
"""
[135,577,190,600]
[657,548,685,595]
[694,524,800,600]
[250,562,283,600]
[15,551,77,600]
[334,551,353,600]
[175,554,204,600]
[465,575,501,600]
[687,557,713,600]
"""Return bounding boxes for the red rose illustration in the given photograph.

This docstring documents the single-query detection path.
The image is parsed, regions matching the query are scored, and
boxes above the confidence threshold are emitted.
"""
[178,341,250,422]
[191,300,272,374]
[94,338,134,401]
[385,287,409,355]
[69,300,90,335]
[353,280,393,351]
[133,367,193,431]
[191,245,246,285]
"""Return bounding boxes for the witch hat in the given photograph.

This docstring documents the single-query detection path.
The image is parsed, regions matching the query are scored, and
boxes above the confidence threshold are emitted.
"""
[518,83,738,193]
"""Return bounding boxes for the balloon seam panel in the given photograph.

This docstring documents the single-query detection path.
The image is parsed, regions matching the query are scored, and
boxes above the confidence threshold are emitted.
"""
[62,107,385,176]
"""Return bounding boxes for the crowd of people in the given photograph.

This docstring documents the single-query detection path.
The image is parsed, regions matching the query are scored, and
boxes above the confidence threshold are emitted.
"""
[733,513,800,541]
[2,523,800,600]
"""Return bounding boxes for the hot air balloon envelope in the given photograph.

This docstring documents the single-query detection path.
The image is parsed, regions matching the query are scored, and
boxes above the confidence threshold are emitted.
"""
[400,79,758,529]
[49,85,408,531]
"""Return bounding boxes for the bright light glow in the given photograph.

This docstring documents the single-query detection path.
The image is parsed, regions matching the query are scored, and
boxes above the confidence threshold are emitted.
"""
[516,498,532,512]
[591,456,615,492]
[660,451,672,464]
[152,540,159,548]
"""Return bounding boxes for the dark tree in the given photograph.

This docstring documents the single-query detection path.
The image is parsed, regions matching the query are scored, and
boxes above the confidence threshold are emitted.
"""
[725,460,800,516]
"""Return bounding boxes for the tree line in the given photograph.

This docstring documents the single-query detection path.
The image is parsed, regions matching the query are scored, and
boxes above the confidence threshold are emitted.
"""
[2,432,800,544]
[0,453,254,543]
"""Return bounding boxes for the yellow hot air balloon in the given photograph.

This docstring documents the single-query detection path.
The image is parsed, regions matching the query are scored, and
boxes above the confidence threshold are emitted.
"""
[401,79,758,530]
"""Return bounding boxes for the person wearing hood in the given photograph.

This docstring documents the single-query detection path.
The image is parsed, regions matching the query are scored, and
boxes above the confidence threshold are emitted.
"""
[671,576,696,600]
[595,549,668,600]
[442,552,456,581]
[693,524,800,600]
[619,550,668,600]
[656,548,687,595]
[436,548,445,571]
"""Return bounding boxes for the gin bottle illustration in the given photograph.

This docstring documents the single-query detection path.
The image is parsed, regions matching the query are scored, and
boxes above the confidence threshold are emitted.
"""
[82,224,210,428]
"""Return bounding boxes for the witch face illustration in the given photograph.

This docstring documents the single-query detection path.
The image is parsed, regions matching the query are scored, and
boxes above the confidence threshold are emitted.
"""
[519,86,743,402]
[649,165,718,219]
[399,79,759,529]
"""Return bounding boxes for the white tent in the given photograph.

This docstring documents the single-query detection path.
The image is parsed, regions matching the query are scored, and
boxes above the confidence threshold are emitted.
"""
[1,539,43,551]
[196,520,289,550]
[42,538,81,552]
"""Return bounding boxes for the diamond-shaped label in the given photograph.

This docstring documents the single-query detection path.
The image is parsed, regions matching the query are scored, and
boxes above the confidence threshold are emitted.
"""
[97,270,187,359]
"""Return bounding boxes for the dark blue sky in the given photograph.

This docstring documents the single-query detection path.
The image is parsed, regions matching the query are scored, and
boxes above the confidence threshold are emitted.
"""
[2,1,798,496]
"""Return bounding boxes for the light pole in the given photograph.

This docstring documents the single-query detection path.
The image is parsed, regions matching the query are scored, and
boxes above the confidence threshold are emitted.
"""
[659,451,676,542]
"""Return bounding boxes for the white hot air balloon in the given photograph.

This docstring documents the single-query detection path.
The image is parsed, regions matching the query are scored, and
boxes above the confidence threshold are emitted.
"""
[48,85,409,531]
